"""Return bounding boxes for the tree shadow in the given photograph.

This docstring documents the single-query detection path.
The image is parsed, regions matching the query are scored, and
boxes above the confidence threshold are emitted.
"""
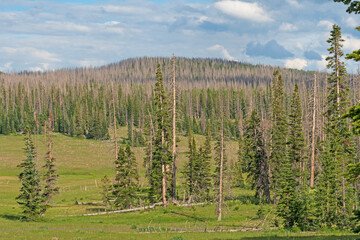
[170,210,209,222]
[0,214,22,221]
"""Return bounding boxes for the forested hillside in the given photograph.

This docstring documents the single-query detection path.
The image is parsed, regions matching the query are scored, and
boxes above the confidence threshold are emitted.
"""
[2,50,360,229]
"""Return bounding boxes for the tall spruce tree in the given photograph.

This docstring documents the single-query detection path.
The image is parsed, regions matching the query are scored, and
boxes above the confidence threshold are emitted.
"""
[149,64,173,205]
[40,118,59,216]
[113,145,139,209]
[270,70,288,199]
[183,132,198,202]
[197,119,212,200]
[318,24,355,227]
[288,84,305,183]
[244,110,271,204]
[276,152,298,228]
[16,130,43,220]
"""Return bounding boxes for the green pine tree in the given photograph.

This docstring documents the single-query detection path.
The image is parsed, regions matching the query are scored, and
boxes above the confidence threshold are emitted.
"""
[244,110,271,204]
[318,24,355,227]
[40,124,59,216]
[113,145,139,209]
[149,64,173,205]
[197,119,212,200]
[270,70,288,198]
[16,130,43,220]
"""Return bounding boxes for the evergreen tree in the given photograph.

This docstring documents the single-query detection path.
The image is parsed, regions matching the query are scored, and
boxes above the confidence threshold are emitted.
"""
[270,70,288,198]
[244,110,271,204]
[101,175,112,208]
[113,145,139,209]
[288,84,306,183]
[16,130,43,220]
[235,131,245,187]
[319,24,355,227]
[183,132,198,201]
[197,119,212,200]
[40,120,59,216]
[276,153,298,228]
[149,64,173,205]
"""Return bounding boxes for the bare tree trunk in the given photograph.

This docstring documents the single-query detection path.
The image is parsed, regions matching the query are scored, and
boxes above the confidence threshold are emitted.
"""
[218,114,224,221]
[172,54,177,201]
[310,73,317,188]
[112,84,119,175]
[161,97,167,206]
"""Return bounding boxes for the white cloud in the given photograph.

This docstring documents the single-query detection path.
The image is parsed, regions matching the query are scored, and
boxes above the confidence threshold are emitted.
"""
[0,47,61,62]
[102,5,150,15]
[214,0,273,23]
[279,22,297,32]
[29,67,44,72]
[197,16,209,24]
[316,55,328,71]
[343,34,360,51]
[78,59,106,67]
[208,44,238,61]
[318,20,333,30]
[286,0,301,8]
[285,58,307,70]
[4,62,12,69]
[104,21,120,26]
[345,16,358,28]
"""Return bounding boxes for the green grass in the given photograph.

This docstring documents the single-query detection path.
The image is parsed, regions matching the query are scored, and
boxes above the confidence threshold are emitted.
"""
[0,130,359,239]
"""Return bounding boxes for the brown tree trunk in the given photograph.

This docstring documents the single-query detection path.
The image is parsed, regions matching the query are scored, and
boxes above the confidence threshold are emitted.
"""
[172,54,177,201]
[310,73,317,188]
[112,84,119,175]
[218,114,224,221]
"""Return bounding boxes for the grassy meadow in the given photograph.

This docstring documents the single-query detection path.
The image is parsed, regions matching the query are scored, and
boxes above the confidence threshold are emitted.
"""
[0,128,359,239]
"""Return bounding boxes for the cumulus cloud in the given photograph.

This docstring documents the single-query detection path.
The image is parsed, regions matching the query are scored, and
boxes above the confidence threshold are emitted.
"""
[246,40,294,59]
[279,22,297,32]
[29,66,44,72]
[318,20,333,30]
[208,44,238,61]
[104,21,121,26]
[214,0,273,23]
[78,59,106,67]
[343,34,360,51]
[316,55,328,71]
[0,47,61,62]
[345,16,358,28]
[304,50,322,60]
[285,58,307,70]
[102,5,151,15]
[286,0,301,8]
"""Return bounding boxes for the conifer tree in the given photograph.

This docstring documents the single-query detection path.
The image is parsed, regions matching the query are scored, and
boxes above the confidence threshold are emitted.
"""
[113,145,139,209]
[319,24,355,225]
[40,117,59,216]
[276,153,298,228]
[149,64,173,205]
[235,131,245,187]
[197,119,212,200]
[288,84,305,183]
[244,110,271,204]
[184,132,197,201]
[101,175,112,207]
[270,70,288,198]
[16,129,43,220]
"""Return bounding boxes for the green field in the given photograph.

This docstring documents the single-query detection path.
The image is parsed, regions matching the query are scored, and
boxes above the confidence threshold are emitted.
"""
[0,129,359,239]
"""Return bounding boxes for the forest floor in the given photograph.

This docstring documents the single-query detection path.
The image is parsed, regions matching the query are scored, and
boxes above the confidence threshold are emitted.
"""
[0,129,359,240]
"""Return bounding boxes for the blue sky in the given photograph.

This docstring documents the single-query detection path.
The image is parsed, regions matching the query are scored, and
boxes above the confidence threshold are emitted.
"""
[0,0,360,72]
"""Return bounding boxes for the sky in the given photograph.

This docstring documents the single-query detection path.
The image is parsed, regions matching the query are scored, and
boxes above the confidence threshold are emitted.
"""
[1,0,360,73]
